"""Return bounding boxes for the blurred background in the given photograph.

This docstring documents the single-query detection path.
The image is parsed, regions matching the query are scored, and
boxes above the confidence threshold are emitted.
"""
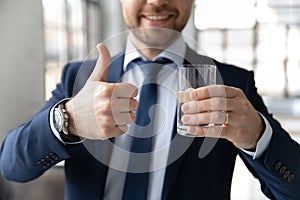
[0,0,300,199]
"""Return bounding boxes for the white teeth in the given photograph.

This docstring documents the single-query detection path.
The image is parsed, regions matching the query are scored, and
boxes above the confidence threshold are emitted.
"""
[147,15,168,20]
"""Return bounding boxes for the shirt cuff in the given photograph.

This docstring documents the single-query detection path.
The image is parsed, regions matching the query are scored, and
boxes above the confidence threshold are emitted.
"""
[49,98,84,145]
[240,113,273,159]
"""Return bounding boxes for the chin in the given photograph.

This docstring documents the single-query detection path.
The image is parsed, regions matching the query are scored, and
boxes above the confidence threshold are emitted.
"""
[131,27,181,48]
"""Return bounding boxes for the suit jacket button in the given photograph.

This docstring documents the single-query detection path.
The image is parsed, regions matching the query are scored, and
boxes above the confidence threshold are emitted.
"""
[279,166,287,175]
[274,161,282,171]
[287,174,295,182]
[45,155,54,163]
[49,152,58,160]
[283,171,290,179]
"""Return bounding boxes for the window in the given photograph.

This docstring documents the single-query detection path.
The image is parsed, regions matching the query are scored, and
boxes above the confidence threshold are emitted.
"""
[195,0,300,97]
[43,0,102,99]
[194,0,300,199]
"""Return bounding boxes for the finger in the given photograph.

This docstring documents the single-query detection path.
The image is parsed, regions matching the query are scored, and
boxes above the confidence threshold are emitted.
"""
[114,112,136,125]
[190,85,238,101]
[115,98,138,112]
[187,125,225,139]
[88,43,111,82]
[181,111,227,125]
[181,98,229,114]
[113,83,138,98]
[99,115,133,130]
[100,125,128,139]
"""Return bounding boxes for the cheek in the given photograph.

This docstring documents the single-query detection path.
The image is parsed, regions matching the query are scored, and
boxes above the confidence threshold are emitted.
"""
[182,4,193,19]
[121,2,140,25]
[175,2,193,25]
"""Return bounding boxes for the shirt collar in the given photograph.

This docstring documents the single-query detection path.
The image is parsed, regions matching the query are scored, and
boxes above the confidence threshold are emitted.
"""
[123,36,186,71]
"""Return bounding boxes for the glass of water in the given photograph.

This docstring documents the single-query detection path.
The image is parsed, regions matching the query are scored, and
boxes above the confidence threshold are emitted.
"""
[177,64,217,136]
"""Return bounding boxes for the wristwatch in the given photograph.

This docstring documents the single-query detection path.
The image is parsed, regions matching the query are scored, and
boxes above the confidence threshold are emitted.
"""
[54,103,69,135]
[53,102,81,143]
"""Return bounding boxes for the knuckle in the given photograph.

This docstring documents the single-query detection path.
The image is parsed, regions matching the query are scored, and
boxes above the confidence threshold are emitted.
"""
[101,84,114,97]
[102,117,113,126]
[102,100,113,111]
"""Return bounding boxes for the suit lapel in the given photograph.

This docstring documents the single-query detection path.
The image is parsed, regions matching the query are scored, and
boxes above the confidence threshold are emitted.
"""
[106,52,125,83]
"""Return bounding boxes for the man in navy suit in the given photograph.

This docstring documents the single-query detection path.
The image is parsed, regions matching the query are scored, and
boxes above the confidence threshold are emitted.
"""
[1,0,299,199]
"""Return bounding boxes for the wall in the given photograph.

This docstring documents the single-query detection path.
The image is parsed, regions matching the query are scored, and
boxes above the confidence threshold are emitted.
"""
[0,0,45,141]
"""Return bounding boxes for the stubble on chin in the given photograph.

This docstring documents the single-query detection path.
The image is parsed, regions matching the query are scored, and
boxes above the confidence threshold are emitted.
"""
[130,27,181,50]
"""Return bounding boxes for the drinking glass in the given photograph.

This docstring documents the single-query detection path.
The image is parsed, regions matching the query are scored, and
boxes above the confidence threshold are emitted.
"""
[177,64,216,136]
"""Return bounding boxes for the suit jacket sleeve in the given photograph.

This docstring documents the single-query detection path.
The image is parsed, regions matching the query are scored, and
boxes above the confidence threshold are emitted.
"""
[238,70,300,199]
[0,62,83,182]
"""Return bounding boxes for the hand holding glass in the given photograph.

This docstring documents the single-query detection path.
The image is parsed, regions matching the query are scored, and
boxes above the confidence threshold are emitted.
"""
[177,64,217,137]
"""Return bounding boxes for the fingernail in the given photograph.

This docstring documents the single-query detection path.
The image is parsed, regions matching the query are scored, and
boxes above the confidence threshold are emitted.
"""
[181,103,190,112]
[181,115,190,123]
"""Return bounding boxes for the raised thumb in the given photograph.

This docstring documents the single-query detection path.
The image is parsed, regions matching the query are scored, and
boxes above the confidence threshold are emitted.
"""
[88,43,111,82]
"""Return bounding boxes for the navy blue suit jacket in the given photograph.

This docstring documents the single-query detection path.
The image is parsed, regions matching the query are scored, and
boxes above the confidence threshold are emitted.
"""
[1,47,299,200]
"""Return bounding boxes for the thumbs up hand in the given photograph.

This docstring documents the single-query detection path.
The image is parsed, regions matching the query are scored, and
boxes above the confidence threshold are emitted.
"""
[65,43,138,140]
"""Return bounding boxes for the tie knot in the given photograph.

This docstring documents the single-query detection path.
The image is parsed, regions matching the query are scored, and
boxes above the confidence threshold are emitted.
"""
[133,57,173,82]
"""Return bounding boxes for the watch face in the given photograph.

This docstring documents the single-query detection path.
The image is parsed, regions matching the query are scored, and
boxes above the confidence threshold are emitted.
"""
[54,109,64,132]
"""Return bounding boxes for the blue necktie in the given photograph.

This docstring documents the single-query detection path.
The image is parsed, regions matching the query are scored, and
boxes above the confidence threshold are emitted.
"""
[122,58,172,200]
